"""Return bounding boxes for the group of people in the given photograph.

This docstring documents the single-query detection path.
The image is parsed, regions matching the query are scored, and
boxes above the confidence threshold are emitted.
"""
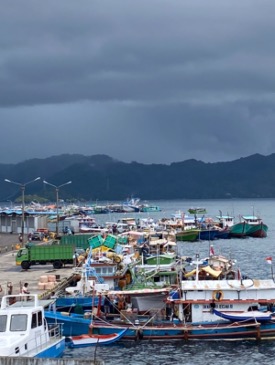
[0,282,13,296]
[103,294,130,316]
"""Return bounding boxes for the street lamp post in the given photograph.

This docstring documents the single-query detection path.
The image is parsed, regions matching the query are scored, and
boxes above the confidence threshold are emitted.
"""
[7,200,12,209]
[43,180,72,237]
[4,177,41,245]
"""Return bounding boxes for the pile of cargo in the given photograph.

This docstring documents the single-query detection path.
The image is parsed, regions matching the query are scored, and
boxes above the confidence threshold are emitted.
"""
[38,274,58,291]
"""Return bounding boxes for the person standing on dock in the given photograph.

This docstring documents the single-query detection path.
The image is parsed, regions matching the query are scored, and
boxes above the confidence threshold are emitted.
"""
[21,283,30,301]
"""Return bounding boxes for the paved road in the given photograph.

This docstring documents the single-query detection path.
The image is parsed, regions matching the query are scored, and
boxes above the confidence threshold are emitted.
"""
[0,233,21,249]
[0,233,74,299]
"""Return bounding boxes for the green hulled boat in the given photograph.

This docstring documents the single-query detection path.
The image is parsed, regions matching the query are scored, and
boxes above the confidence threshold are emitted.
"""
[188,207,207,215]
[176,229,199,242]
[229,216,268,238]
[229,221,250,238]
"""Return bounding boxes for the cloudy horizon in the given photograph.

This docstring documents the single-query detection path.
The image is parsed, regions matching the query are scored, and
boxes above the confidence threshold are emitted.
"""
[1,1,275,165]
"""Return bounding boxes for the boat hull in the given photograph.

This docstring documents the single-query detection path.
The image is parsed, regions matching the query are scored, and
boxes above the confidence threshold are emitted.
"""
[55,296,100,310]
[45,311,91,336]
[176,230,199,242]
[229,222,250,238]
[246,223,268,238]
[214,229,231,239]
[90,320,275,341]
[198,229,219,241]
[35,339,66,358]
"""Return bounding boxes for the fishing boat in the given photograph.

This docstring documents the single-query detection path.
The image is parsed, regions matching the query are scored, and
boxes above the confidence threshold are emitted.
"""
[229,215,268,238]
[243,216,268,238]
[89,256,275,341]
[188,207,207,215]
[65,328,128,348]
[0,294,65,358]
[139,204,161,213]
[122,197,140,213]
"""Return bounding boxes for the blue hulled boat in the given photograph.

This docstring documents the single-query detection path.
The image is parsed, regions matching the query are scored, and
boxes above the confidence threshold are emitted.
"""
[45,310,92,336]
[90,275,275,341]
[198,228,219,240]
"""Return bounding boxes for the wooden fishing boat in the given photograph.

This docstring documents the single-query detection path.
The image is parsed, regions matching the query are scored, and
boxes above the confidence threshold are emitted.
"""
[229,215,268,238]
[65,328,127,348]
[90,261,275,341]
[243,216,268,238]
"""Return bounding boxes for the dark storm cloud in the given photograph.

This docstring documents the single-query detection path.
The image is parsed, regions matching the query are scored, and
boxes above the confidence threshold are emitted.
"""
[1,0,275,164]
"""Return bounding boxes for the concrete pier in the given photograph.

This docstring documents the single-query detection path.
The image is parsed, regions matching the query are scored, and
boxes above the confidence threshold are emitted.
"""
[0,234,77,296]
[0,234,107,364]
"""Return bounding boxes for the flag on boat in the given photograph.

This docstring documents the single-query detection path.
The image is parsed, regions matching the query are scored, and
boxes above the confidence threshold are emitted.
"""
[237,268,242,280]
[266,257,272,265]
[209,245,215,256]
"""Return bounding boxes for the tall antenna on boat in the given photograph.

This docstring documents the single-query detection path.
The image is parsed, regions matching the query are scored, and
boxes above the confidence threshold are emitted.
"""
[195,253,200,282]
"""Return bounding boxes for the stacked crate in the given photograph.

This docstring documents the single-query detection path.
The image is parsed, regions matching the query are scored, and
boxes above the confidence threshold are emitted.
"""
[38,275,57,290]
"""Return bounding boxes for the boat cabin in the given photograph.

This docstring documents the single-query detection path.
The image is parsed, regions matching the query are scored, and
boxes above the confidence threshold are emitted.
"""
[0,294,64,357]
[169,279,275,324]
[242,215,262,225]
[215,215,234,228]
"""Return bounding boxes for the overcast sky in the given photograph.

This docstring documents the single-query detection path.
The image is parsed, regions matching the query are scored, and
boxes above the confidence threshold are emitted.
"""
[1,0,275,165]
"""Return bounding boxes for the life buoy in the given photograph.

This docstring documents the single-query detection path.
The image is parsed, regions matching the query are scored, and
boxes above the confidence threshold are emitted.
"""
[212,290,224,301]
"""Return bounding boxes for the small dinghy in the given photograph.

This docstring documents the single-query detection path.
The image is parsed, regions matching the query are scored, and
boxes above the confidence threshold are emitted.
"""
[65,328,127,348]
[213,308,273,323]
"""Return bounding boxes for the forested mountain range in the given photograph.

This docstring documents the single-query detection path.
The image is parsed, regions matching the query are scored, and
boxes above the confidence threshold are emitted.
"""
[1,153,275,202]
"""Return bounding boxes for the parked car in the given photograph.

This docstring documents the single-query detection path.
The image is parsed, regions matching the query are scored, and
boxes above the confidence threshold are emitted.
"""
[31,232,44,241]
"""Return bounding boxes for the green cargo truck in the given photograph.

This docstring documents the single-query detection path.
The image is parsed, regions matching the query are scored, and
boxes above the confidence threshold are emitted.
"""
[16,244,75,270]
[59,234,92,249]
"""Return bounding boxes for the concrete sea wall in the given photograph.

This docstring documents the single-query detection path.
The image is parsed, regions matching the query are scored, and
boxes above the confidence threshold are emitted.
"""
[0,359,104,365]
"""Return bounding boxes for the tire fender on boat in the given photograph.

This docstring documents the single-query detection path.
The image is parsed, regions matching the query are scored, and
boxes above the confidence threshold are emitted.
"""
[135,327,143,341]
[212,290,224,301]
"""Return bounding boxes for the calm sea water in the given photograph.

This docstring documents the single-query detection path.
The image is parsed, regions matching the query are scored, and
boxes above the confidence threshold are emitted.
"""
[61,198,275,364]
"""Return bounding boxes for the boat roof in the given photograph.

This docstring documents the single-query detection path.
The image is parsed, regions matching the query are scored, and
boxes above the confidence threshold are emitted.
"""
[149,239,167,245]
[181,279,275,290]
[216,216,234,219]
[184,266,222,279]
[120,231,147,237]
[242,215,260,219]
[208,255,232,264]
[107,288,171,295]
[0,294,53,310]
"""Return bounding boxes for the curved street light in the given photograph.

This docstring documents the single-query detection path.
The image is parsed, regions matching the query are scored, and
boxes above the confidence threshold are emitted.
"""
[43,180,72,237]
[4,177,41,245]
